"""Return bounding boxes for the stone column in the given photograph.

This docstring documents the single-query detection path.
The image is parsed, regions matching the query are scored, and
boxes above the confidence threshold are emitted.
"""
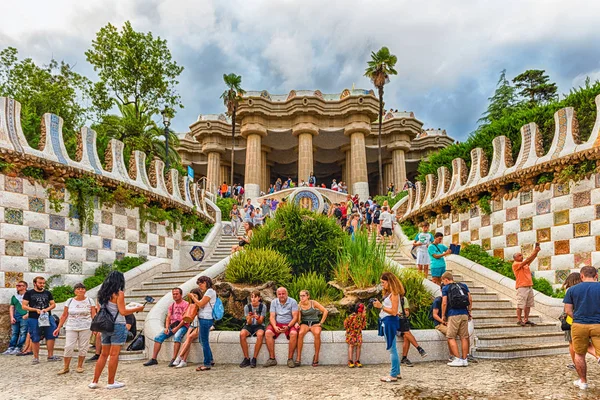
[220,164,230,185]
[242,124,266,200]
[340,160,346,188]
[206,151,221,194]
[341,144,352,190]
[383,162,393,190]
[261,149,269,193]
[346,123,370,201]
[293,123,318,184]
[392,148,407,188]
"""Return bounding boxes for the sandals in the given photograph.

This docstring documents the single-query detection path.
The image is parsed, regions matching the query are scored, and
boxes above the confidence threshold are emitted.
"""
[380,376,399,383]
[196,366,211,371]
[312,357,319,367]
[524,320,536,326]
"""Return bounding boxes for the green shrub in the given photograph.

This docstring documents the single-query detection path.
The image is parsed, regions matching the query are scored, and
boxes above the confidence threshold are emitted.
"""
[83,275,105,290]
[50,285,75,303]
[248,205,345,280]
[216,197,238,221]
[225,248,292,285]
[397,268,434,329]
[187,221,212,242]
[334,231,391,288]
[114,256,146,273]
[373,191,408,208]
[21,166,46,181]
[287,272,342,304]
[82,257,146,290]
[400,221,419,240]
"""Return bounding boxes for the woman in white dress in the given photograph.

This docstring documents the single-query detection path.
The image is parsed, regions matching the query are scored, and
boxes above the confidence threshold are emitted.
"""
[413,222,434,278]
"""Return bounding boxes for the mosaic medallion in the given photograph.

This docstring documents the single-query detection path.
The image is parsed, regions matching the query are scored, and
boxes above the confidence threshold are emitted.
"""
[536,199,551,215]
[506,207,518,221]
[5,176,23,193]
[102,238,112,250]
[69,232,83,247]
[150,222,157,234]
[158,236,165,247]
[493,224,503,237]
[553,210,570,226]
[189,246,205,262]
[536,228,552,243]
[470,207,479,218]
[554,240,570,255]
[522,243,534,258]
[452,213,458,223]
[492,199,503,212]
[223,224,233,236]
[461,220,468,232]
[597,236,600,252]
[69,204,80,219]
[29,227,45,242]
[85,223,99,236]
[115,227,126,240]
[139,232,147,244]
[451,233,459,244]
[596,173,600,188]
[5,208,23,225]
[481,214,490,227]
[49,215,65,231]
[50,244,65,259]
[29,259,45,272]
[29,197,45,213]
[556,269,570,284]
[5,272,24,288]
[444,225,450,236]
[174,240,180,250]
[114,204,126,215]
[5,240,24,256]
[520,191,533,205]
[149,245,157,256]
[538,257,551,271]
[128,241,137,254]
[506,233,518,247]
[573,222,590,238]
[553,183,570,197]
[493,248,504,259]
[86,249,98,262]
[574,252,591,267]
[596,205,600,220]
[291,189,322,213]
[116,252,125,261]
[470,229,479,241]
[127,217,136,230]
[68,261,83,274]
[101,211,112,225]
[167,249,173,259]
[482,238,491,251]
[573,191,591,208]
[520,217,533,231]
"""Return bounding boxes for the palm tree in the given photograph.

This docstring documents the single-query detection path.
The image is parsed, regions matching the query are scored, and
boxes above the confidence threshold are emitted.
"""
[220,73,246,189]
[364,47,397,195]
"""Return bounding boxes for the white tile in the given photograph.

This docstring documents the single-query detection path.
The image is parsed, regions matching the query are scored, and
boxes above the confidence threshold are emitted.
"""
[45,229,69,245]
[23,211,49,229]
[98,250,116,264]
[552,195,572,212]
[571,237,595,254]
[45,259,68,274]
[0,192,28,209]
[0,256,28,272]
[82,235,102,249]
[504,220,520,235]
[551,225,573,241]
[517,203,535,219]
[533,214,553,229]
[551,254,574,271]
[0,223,29,240]
[65,246,86,261]
[571,206,594,224]
[23,242,50,258]
[99,224,115,238]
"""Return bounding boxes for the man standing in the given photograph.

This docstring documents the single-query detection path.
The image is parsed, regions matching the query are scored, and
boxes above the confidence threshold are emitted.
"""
[379,206,395,248]
[22,276,59,364]
[563,266,600,390]
[260,199,270,221]
[441,272,472,367]
[264,287,299,368]
[3,281,29,355]
[512,244,541,326]
[144,288,189,367]
[428,233,452,285]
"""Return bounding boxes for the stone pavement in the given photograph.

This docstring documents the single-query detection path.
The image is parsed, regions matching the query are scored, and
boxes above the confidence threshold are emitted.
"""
[0,354,599,399]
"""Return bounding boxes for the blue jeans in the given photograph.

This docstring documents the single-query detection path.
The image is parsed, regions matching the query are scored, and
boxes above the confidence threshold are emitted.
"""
[385,329,400,377]
[198,319,213,367]
[9,314,28,349]
[101,324,127,346]
[27,316,57,343]
[154,326,188,344]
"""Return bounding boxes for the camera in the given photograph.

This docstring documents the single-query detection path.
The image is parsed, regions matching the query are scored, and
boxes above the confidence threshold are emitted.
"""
[144,295,155,304]
[367,298,378,308]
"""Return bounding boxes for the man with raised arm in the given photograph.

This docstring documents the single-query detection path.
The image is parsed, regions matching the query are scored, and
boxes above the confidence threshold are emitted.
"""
[512,244,541,326]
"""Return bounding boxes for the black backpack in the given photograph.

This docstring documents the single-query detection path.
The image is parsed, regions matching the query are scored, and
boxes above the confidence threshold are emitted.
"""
[334,208,342,218]
[90,304,118,333]
[447,283,470,310]
[247,302,264,322]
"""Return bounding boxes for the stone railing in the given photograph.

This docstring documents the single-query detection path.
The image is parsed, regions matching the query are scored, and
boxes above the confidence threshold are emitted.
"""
[396,95,600,284]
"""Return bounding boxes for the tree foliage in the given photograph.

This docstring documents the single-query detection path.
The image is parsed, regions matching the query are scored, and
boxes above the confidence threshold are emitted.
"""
[513,69,558,105]
[220,73,245,185]
[478,69,518,124]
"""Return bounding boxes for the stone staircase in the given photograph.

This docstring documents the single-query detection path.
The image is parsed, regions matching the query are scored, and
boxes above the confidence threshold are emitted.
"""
[40,229,240,360]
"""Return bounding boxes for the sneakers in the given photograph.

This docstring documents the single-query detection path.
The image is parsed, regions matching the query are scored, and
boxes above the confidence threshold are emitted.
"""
[2,347,15,355]
[467,354,478,363]
[168,359,177,367]
[263,358,277,367]
[355,360,363,368]
[567,364,576,370]
[87,354,99,362]
[88,383,99,389]
[417,347,428,358]
[239,358,251,368]
[47,356,61,362]
[17,351,32,356]
[106,381,126,390]
[287,358,296,368]
[9,348,21,355]
[348,360,355,368]
[401,357,413,367]
[175,361,187,369]
[447,358,466,367]
[250,358,257,368]
[143,359,158,367]
[32,358,40,365]
[573,379,588,390]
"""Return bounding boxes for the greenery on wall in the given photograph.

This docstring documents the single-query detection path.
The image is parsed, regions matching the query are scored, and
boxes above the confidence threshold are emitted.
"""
[373,190,408,208]
[216,197,238,221]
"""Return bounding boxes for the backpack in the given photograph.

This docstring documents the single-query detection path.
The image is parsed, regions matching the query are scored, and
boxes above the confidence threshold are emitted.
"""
[447,283,470,310]
[91,304,119,333]
[127,330,145,351]
[334,208,342,218]
[239,187,245,195]
[211,297,225,321]
[246,302,264,322]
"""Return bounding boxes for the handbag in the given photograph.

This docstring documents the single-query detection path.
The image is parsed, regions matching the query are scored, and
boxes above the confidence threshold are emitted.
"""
[127,330,145,351]
[398,297,411,333]
[558,313,571,331]
[90,304,118,333]
[183,303,198,323]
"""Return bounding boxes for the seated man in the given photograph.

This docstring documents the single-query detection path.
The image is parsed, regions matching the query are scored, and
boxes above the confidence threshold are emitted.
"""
[239,290,266,368]
[264,287,299,368]
[144,288,189,367]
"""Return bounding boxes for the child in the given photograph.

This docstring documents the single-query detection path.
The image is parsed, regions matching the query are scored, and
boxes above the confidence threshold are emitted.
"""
[413,222,434,277]
[344,303,367,368]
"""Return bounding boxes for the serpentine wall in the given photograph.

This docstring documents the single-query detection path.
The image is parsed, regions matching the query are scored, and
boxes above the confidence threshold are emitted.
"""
[397,95,600,284]
[0,97,215,303]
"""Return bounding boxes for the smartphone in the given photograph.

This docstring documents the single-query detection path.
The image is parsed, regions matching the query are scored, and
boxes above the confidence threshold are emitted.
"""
[145,296,155,304]
[535,242,540,248]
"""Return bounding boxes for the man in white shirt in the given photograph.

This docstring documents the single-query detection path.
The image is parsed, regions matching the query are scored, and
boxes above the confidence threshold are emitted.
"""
[379,206,396,248]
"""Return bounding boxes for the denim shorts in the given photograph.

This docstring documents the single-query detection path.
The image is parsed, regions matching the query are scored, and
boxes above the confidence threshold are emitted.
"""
[101,324,128,346]
[154,325,188,344]
[27,316,57,343]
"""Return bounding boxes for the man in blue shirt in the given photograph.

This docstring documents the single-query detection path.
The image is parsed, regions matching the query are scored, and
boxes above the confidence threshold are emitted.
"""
[441,272,472,367]
[563,266,600,390]
[428,232,452,285]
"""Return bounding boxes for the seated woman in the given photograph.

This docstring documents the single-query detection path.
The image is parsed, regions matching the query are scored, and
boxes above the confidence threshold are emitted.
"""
[294,290,328,366]
[231,222,254,253]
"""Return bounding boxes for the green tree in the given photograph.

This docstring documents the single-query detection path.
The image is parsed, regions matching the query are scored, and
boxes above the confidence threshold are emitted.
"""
[0,47,91,156]
[364,46,398,195]
[85,21,184,119]
[220,73,245,188]
[512,69,558,105]
[479,69,518,124]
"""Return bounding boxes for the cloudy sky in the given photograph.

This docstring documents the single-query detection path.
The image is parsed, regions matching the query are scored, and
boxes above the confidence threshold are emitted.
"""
[2,0,600,140]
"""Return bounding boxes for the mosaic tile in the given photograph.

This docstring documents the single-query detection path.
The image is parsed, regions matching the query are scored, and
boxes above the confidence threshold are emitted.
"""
[149,222,157,234]
[5,176,23,193]
[5,208,23,225]
[5,240,23,256]
[573,191,591,208]
[597,236,600,252]
[114,204,126,215]
[482,238,491,251]
[174,240,180,250]
[596,173,600,188]
[481,214,490,227]
[167,228,173,238]
[452,233,459,244]
[470,229,479,241]
[102,239,112,249]
[49,215,65,231]
[29,227,45,242]
[553,210,570,226]
[596,205,600,220]
[520,217,533,231]
[69,232,83,247]
[115,227,126,240]
[93,197,99,209]
[521,243,533,258]
[86,249,98,262]
[101,211,112,225]
[127,217,136,230]
[444,225,450,236]
[506,207,518,221]
[538,257,551,271]
[436,215,442,226]
[556,269,570,284]
[149,245,157,256]
[86,223,99,236]
[554,240,570,255]
[167,249,173,259]
[493,224,503,237]
[492,199,503,212]
[536,228,551,243]
[574,252,591,267]
[50,244,65,259]
[506,233,518,247]
[68,261,83,274]
[158,236,166,246]
[536,199,551,215]
[29,259,45,272]
[116,252,125,261]
[470,207,479,218]
[28,197,45,213]
[5,272,24,288]
[139,232,147,244]
[554,183,570,197]
[69,204,80,219]
[493,248,504,259]
[520,191,533,205]
[189,246,205,261]
[128,241,137,254]
[573,222,591,238]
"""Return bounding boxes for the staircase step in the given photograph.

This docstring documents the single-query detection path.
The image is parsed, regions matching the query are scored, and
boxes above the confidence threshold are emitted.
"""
[471,308,520,317]
[471,315,541,324]
[471,293,502,301]
[474,322,559,335]
[472,300,513,308]
[472,342,569,359]
[130,288,178,296]
[150,277,197,285]
[475,332,566,347]
[139,283,189,291]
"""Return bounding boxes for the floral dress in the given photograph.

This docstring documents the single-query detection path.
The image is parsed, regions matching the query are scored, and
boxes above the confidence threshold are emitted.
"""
[344,312,367,345]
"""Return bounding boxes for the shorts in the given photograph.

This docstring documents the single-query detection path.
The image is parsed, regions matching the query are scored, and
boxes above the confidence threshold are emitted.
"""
[516,286,534,308]
[300,321,320,327]
[241,324,265,336]
[266,323,298,340]
[447,315,469,339]
[380,227,392,237]
[154,325,189,344]
[431,267,446,278]
[571,323,600,355]
[435,324,448,336]
[27,317,57,343]
[416,251,430,265]
[101,323,128,346]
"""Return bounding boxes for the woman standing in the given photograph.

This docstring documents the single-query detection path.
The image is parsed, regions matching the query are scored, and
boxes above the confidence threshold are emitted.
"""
[54,283,96,374]
[189,276,217,371]
[294,290,328,366]
[89,271,144,390]
[231,222,254,253]
[373,272,402,382]
[229,204,242,237]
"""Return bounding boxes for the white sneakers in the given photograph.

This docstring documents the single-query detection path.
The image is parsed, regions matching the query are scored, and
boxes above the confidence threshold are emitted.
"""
[88,383,99,389]
[175,360,187,368]
[106,381,126,390]
[447,358,468,367]
[573,379,588,390]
